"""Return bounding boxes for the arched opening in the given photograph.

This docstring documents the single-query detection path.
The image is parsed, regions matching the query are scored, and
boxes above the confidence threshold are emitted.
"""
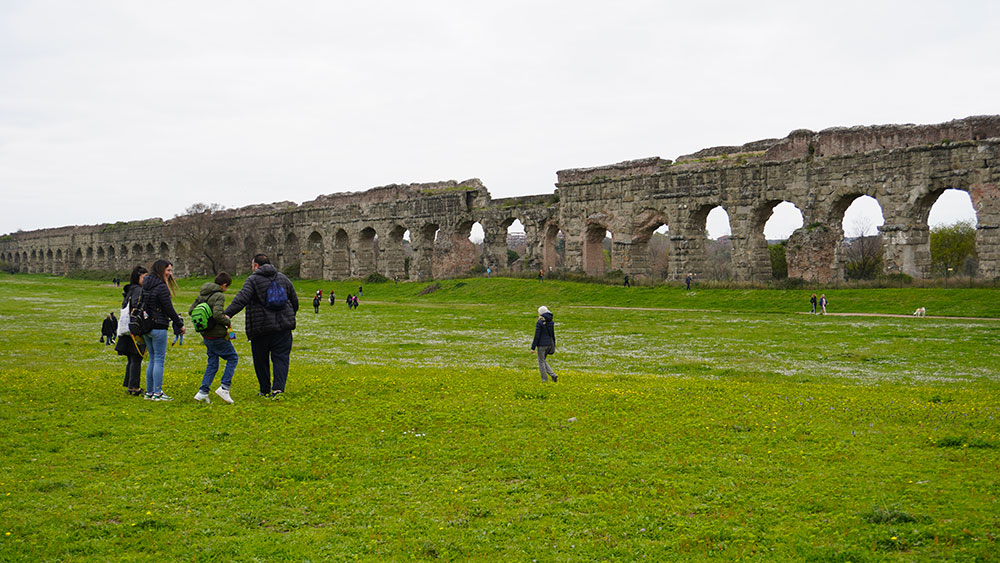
[357,227,379,277]
[926,188,978,279]
[97,247,105,260]
[582,223,610,277]
[45,249,53,274]
[541,222,565,273]
[303,231,325,279]
[468,222,484,244]
[159,242,169,256]
[73,248,83,271]
[132,243,142,265]
[762,201,804,280]
[414,223,438,280]
[263,233,277,256]
[837,195,885,280]
[145,243,154,255]
[107,246,116,265]
[331,229,351,279]
[384,225,407,280]
[283,232,300,274]
[506,219,526,268]
[695,205,733,281]
[630,209,670,282]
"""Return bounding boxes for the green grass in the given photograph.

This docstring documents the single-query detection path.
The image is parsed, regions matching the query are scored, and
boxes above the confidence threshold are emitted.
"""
[1,273,998,561]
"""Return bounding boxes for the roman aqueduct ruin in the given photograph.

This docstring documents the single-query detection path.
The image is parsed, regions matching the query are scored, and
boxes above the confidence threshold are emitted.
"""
[2,115,999,283]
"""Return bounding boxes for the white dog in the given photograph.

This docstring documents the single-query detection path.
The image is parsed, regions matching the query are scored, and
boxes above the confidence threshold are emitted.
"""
[913,307,926,317]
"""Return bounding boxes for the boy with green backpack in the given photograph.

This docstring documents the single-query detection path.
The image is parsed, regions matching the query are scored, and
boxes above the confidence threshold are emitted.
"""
[189,272,238,404]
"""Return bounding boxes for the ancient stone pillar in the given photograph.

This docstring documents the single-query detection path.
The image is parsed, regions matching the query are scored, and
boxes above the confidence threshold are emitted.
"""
[881,224,930,279]
[786,225,838,282]
[971,181,1000,279]
[482,222,508,272]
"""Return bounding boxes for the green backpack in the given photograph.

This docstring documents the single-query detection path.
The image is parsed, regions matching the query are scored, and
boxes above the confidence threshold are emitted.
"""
[190,302,215,332]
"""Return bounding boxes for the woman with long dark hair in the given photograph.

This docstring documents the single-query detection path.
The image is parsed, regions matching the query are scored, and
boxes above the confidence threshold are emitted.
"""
[115,265,147,395]
[141,259,185,401]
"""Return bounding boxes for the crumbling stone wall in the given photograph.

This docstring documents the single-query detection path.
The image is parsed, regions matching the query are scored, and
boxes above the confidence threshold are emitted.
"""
[3,116,999,283]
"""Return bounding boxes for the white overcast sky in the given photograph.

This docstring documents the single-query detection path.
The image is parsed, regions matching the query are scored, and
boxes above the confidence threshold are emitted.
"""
[1,1,994,239]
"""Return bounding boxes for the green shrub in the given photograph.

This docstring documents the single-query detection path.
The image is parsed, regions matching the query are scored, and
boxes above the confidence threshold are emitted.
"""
[365,272,389,283]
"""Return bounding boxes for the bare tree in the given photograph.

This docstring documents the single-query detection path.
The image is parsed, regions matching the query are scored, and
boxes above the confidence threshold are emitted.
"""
[843,217,883,280]
[704,237,733,281]
[170,203,229,275]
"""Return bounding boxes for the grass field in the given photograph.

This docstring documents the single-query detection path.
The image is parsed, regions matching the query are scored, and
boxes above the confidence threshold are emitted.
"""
[1,273,998,561]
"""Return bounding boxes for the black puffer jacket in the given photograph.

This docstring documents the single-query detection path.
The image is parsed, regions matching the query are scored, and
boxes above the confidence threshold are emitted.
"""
[141,274,184,331]
[531,312,556,350]
[225,264,298,339]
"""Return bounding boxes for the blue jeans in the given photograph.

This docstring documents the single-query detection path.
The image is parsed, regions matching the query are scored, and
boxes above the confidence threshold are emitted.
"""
[143,329,168,394]
[200,337,238,393]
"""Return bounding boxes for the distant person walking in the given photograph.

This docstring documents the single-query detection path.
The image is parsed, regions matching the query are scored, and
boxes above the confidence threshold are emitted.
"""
[538,268,544,282]
[116,265,147,396]
[685,273,693,290]
[313,294,321,314]
[329,291,335,306]
[100,313,116,345]
[225,253,299,400]
[530,305,557,383]
[141,259,186,401]
[819,293,828,315]
[190,272,238,404]
[346,294,353,309]
[358,285,363,297]
[624,274,630,287]
[810,293,818,314]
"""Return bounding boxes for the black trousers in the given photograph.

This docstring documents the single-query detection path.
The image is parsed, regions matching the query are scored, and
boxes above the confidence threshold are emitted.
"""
[250,331,293,394]
[123,353,142,389]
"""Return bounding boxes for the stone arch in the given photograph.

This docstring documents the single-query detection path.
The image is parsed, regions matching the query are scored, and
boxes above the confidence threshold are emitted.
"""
[383,225,406,279]
[413,223,439,281]
[761,201,805,280]
[541,221,565,273]
[97,247,105,261]
[73,248,83,272]
[86,246,94,268]
[262,233,277,256]
[582,219,611,277]
[918,187,980,278]
[630,208,671,281]
[145,243,154,256]
[832,194,886,280]
[45,249,53,274]
[132,243,143,264]
[283,232,300,273]
[330,229,351,279]
[684,204,733,282]
[356,227,379,277]
[302,231,325,279]
[159,242,169,256]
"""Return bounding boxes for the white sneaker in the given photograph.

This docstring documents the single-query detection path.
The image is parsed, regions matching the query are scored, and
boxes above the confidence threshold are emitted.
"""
[194,390,211,403]
[215,387,234,404]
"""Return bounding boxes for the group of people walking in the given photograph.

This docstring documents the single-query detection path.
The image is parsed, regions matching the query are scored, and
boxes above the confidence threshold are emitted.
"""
[114,253,299,403]
[109,252,567,403]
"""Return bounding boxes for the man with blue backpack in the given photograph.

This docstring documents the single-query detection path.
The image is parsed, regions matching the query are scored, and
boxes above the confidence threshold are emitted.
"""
[189,272,237,404]
[225,253,299,400]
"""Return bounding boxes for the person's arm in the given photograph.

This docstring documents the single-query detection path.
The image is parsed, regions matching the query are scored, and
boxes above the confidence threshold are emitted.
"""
[225,278,255,318]
[530,320,541,351]
[286,278,299,313]
[158,285,184,329]
[211,293,231,327]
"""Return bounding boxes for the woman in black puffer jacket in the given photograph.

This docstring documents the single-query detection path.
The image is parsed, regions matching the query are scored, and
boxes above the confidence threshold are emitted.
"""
[140,259,185,401]
[115,265,147,395]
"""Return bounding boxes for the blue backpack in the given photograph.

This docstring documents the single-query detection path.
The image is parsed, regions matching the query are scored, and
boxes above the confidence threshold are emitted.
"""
[264,279,288,311]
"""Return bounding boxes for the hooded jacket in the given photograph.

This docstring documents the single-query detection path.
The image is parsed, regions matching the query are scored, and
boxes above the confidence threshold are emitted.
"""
[189,282,233,339]
[141,273,184,331]
[531,311,555,350]
[224,264,298,339]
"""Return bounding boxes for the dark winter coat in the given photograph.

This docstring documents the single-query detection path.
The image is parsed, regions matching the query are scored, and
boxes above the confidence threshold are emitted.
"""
[224,264,298,339]
[189,282,232,339]
[101,316,115,337]
[141,274,184,331]
[531,312,556,351]
[115,283,145,356]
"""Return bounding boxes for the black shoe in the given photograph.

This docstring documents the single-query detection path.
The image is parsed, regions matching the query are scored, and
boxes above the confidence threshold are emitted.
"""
[551,375,558,383]
[257,392,270,397]
[270,390,283,401]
